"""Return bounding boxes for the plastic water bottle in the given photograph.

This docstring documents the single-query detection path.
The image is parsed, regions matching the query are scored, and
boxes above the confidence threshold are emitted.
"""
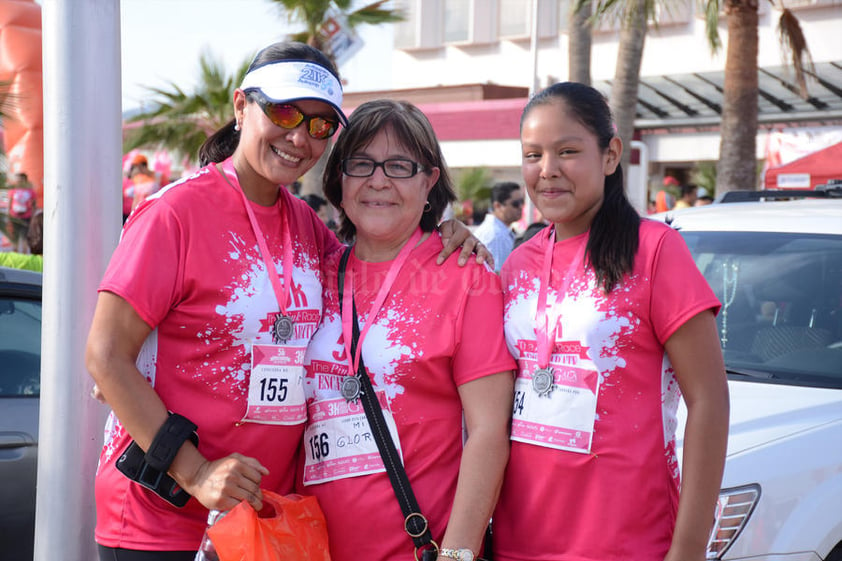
[194,510,225,561]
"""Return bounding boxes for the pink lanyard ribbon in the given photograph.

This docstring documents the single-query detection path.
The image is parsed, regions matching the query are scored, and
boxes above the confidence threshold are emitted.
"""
[220,158,294,322]
[341,228,423,377]
[535,228,587,369]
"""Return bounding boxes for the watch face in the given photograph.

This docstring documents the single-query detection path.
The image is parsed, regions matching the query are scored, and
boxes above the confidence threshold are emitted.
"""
[461,550,474,561]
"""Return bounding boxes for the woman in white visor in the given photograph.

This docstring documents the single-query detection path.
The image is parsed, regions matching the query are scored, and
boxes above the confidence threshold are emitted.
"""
[86,41,484,561]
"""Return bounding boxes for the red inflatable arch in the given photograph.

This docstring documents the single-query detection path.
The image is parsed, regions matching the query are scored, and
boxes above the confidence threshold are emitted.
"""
[0,0,43,204]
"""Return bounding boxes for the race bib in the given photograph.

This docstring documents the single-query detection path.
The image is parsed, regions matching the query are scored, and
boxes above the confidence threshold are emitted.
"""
[511,340,600,454]
[241,344,307,425]
[302,392,402,485]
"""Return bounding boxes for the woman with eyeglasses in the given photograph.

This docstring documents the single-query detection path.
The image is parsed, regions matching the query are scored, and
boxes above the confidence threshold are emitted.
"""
[85,43,485,561]
[299,99,515,561]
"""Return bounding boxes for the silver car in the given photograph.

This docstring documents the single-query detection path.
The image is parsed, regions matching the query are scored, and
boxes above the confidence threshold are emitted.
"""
[0,266,41,560]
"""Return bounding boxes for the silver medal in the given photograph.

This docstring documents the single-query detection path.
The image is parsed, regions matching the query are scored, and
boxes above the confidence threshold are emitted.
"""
[340,375,362,402]
[532,367,554,396]
[273,314,294,344]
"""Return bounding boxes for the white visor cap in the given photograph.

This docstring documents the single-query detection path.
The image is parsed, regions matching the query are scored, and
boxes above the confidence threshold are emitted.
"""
[240,60,348,127]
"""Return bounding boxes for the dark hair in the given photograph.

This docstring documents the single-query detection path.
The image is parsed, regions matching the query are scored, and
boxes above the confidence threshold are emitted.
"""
[198,42,340,167]
[491,181,521,205]
[303,193,327,212]
[680,183,697,198]
[521,82,640,294]
[26,209,43,255]
[323,99,456,242]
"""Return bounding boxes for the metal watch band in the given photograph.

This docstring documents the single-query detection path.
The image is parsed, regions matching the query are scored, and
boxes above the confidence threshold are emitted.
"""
[439,548,474,561]
[144,412,198,472]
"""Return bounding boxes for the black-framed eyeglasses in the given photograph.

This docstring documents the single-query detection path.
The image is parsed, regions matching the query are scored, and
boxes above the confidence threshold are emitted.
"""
[248,89,339,140]
[342,157,426,178]
[508,199,524,209]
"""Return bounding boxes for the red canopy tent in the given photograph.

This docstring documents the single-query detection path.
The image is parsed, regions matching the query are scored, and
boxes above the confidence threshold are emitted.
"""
[764,140,842,189]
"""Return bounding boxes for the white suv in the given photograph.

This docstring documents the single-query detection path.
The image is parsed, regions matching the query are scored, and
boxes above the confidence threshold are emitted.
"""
[655,194,842,561]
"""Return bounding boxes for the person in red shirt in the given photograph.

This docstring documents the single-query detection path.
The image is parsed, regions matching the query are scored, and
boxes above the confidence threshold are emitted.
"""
[7,172,37,252]
[86,42,488,561]
[493,82,730,561]
[301,99,515,561]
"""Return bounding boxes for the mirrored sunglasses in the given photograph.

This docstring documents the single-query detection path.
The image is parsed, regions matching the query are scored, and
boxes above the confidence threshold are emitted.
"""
[249,90,339,140]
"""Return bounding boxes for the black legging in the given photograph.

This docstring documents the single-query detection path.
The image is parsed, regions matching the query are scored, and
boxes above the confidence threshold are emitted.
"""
[97,544,196,561]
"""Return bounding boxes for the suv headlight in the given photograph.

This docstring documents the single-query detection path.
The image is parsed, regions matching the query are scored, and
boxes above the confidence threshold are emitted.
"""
[706,484,761,559]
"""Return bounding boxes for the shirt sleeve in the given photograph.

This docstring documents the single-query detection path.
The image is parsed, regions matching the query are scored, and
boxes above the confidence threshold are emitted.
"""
[649,226,721,344]
[452,263,517,385]
[99,199,184,329]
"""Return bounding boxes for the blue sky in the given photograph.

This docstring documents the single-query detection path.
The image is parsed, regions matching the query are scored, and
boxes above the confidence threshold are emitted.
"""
[121,0,392,112]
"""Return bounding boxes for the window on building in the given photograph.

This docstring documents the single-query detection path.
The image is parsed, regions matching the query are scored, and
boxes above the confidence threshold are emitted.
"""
[444,0,471,43]
[500,0,531,38]
[394,0,417,49]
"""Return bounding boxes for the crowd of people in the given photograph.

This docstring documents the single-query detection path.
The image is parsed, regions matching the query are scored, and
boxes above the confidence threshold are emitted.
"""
[83,40,728,561]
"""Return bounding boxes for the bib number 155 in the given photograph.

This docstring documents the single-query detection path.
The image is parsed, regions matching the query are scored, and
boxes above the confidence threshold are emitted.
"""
[259,377,289,402]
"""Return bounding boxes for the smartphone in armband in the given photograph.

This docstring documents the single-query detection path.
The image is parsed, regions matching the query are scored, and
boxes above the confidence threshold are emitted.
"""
[115,431,199,508]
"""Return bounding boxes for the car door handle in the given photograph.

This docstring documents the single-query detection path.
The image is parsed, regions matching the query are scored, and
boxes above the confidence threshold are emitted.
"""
[0,432,35,449]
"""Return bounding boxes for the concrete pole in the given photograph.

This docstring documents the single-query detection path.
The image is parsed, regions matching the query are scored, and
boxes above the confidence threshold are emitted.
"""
[525,0,541,225]
[36,1,121,560]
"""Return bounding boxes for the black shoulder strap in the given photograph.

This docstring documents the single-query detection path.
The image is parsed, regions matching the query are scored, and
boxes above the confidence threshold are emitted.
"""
[337,246,438,559]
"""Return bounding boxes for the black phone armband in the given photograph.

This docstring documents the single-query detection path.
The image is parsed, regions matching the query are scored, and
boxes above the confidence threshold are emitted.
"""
[115,413,198,508]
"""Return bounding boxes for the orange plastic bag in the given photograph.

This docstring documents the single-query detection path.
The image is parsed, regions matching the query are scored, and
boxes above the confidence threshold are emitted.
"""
[207,491,331,561]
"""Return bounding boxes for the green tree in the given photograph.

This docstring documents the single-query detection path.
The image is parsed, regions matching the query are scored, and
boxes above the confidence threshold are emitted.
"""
[268,0,403,194]
[123,51,251,165]
[0,79,15,123]
[270,0,403,66]
[454,167,492,205]
[703,1,812,195]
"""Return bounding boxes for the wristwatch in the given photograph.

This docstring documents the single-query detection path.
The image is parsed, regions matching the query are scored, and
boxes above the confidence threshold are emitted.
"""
[439,548,475,561]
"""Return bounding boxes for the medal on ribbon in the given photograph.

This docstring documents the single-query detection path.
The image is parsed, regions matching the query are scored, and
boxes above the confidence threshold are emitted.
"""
[340,375,362,402]
[532,367,555,397]
[273,314,294,344]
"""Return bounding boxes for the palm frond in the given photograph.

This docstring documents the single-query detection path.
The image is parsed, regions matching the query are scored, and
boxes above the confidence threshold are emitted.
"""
[778,8,814,99]
[572,0,593,16]
[0,80,19,122]
[347,0,405,26]
[590,0,658,30]
[699,0,723,54]
[123,50,252,164]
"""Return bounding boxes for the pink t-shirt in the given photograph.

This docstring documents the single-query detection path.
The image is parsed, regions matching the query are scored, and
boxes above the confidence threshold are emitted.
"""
[493,220,720,561]
[299,234,516,561]
[94,160,342,551]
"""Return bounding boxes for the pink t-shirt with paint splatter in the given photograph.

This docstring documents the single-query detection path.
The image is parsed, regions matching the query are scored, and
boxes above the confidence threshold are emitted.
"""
[299,234,516,561]
[94,160,342,551]
[493,220,720,561]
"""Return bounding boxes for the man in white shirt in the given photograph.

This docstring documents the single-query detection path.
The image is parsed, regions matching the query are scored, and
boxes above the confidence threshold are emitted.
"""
[474,181,524,272]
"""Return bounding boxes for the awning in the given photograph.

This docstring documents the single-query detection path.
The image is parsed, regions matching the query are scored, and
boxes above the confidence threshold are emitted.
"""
[593,61,842,130]
[763,140,842,189]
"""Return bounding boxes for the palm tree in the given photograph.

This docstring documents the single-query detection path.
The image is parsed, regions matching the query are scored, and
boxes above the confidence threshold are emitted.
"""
[123,50,251,165]
[269,0,403,67]
[268,0,403,194]
[703,1,812,194]
[607,0,650,210]
[569,0,593,85]
[0,79,15,123]
[586,0,656,211]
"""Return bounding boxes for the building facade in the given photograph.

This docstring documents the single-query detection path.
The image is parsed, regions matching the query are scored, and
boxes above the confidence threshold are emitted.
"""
[340,0,842,208]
